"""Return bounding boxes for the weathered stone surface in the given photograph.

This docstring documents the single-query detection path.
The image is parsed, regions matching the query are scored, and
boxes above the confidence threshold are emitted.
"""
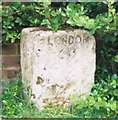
[21,27,96,108]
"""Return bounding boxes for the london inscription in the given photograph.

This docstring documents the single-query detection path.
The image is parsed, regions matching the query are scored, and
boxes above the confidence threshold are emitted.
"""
[38,32,93,58]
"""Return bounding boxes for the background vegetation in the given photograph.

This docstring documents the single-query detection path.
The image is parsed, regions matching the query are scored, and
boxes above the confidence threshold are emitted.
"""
[2,1,118,118]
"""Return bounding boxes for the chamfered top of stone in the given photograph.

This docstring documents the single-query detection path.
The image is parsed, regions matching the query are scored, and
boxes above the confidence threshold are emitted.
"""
[21,27,90,34]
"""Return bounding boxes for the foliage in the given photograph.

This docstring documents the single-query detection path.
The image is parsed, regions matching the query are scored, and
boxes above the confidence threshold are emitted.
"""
[2,77,23,118]
[65,2,118,34]
[35,2,118,34]
[2,77,37,118]
[68,74,118,118]
[2,2,118,41]
[40,4,65,31]
[95,31,118,79]
[2,2,42,43]
[2,74,118,118]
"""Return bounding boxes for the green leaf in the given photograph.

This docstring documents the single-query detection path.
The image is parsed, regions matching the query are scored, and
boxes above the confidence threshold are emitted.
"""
[108,101,116,111]
[66,19,75,26]
[43,1,51,8]
[88,96,95,106]
[15,17,21,23]
[2,100,8,105]
[97,97,107,107]
[112,55,118,63]
[113,89,118,96]
[51,10,57,17]
[41,19,50,26]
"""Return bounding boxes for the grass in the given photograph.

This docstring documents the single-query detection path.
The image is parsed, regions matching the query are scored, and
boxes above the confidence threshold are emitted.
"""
[2,74,118,118]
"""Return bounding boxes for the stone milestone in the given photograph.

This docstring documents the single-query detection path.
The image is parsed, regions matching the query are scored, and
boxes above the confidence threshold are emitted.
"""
[20,28,96,108]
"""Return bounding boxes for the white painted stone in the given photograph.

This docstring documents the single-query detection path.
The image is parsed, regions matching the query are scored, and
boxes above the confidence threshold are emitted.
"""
[20,27,96,108]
